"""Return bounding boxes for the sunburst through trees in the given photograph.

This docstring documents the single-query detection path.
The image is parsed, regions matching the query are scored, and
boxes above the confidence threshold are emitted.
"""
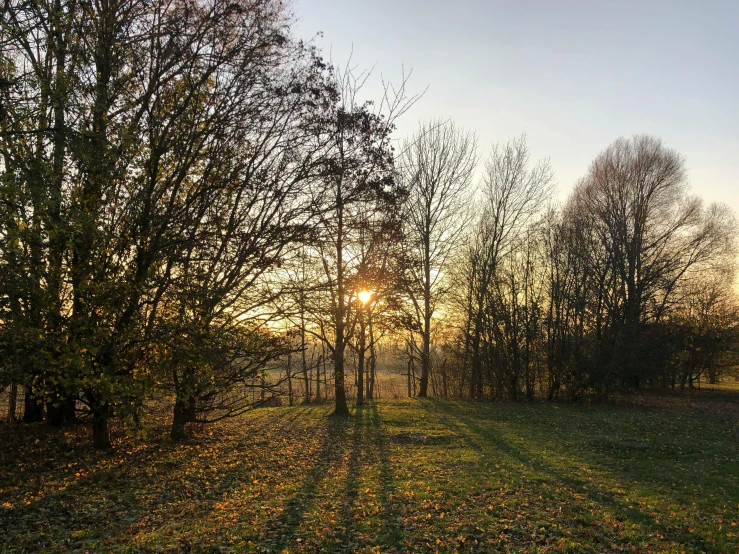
[1,0,737,451]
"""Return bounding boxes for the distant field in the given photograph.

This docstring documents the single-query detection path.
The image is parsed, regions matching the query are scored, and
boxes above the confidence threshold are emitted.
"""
[1,391,738,553]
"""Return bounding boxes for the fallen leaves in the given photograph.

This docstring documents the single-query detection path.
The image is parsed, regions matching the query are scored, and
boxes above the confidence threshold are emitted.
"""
[1,396,738,552]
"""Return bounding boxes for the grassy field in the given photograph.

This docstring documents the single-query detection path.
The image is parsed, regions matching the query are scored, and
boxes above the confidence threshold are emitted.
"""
[1,392,738,553]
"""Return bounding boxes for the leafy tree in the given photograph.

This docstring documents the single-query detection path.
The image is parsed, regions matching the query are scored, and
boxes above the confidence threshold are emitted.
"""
[307,65,418,415]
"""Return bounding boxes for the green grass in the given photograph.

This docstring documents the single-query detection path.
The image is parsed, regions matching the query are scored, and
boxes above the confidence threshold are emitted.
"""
[1,394,738,553]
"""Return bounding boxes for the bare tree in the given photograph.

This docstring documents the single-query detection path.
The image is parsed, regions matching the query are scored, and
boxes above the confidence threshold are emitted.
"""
[464,136,553,398]
[399,119,477,397]
[571,135,736,387]
[541,207,593,400]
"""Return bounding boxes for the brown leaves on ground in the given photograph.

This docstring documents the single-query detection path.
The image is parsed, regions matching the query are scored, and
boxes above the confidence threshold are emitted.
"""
[1,391,738,553]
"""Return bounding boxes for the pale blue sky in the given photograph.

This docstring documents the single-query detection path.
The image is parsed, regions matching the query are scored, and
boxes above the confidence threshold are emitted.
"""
[294,0,738,211]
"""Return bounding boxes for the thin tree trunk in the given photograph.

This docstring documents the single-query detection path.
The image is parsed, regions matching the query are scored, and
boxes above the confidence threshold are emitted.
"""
[418,227,432,397]
[300,255,310,404]
[470,327,482,398]
[7,382,17,423]
[367,316,376,400]
[356,310,366,406]
[334,346,349,414]
[441,358,448,398]
[46,0,73,427]
[287,348,293,406]
[419,316,431,397]
[323,351,329,399]
[407,357,413,397]
[333,190,350,415]
[301,318,309,404]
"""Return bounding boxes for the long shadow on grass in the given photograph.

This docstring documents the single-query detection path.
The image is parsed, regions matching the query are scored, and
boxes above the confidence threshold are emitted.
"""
[330,406,368,549]
[425,400,713,552]
[0,406,309,552]
[328,404,405,551]
[370,403,405,546]
[267,410,353,550]
[270,403,406,552]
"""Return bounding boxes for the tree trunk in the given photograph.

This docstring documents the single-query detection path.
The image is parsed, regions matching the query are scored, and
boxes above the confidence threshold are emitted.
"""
[7,382,17,423]
[300,259,310,404]
[418,232,432,397]
[46,0,71,430]
[441,359,448,398]
[418,320,431,398]
[171,394,196,442]
[301,328,309,404]
[334,345,349,415]
[333,192,349,416]
[469,311,484,398]
[407,357,413,397]
[23,386,44,423]
[286,349,293,406]
[509,374,518,401]
[367,318,376,400]
[356,351,364,405]
[323,354,329,399]
[356,311,366,406]
[47,395,76,426]
[92,403,112,449]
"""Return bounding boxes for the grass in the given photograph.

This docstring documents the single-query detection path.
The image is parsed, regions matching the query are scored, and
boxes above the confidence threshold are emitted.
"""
[1,391,738,553]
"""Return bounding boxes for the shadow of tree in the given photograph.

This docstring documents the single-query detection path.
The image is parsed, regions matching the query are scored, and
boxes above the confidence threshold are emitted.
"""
[369,403,405,546]
[3,398,734,552]
[425,399,717,552]
[268,402,406,553]
[266,410,353,550]
[0,406,318,551]
[2,401,411,553]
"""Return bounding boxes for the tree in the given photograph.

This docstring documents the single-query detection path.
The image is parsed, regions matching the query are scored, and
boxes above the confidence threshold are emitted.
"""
[1,0,82,423]
[153,37,332,438]
[569,135,735,388]
[67,0,324,448]
[1,0,338,447]
[541,207,593,400]
[463,136,553,398]
[349,196,407,406]
[309,64,419,415]
[671,265,739,388]
[398,120,476,397]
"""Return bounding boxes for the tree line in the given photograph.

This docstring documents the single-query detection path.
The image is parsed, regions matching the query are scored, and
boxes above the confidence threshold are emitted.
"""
[1,0,736,449]
[444,134,737,401]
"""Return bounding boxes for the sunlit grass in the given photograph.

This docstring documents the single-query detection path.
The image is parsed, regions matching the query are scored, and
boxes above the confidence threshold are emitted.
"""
[1,394,738,553]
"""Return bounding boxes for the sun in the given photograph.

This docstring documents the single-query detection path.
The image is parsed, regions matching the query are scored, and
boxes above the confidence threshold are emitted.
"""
[358,290,372,304]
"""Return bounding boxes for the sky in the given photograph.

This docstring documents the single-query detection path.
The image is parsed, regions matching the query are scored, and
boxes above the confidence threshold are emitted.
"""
[293,0,738,211]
